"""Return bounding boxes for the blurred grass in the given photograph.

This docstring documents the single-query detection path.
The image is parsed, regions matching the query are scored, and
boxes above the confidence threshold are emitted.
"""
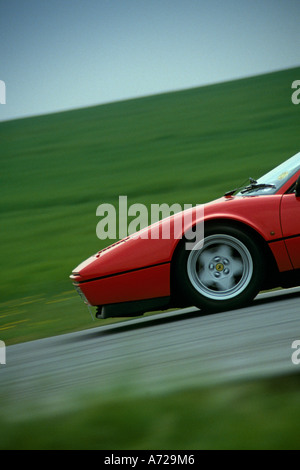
[1,373,300,449]
[1,66,300,344]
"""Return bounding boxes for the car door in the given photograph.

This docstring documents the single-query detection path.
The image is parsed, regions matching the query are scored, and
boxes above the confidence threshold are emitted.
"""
[280,192,300,269]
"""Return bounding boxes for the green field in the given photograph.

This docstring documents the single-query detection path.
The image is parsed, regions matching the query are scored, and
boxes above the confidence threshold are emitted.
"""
[1,373,300,450]
[1,66,300,345]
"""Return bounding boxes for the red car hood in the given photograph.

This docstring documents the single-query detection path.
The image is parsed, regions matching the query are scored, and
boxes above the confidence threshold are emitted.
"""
[70,194,282,282]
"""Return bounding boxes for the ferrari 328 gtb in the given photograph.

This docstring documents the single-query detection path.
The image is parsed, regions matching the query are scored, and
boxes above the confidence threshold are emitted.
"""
[70,152,300,319]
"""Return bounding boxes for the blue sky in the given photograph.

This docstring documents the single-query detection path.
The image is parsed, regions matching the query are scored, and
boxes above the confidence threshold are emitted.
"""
[0,0,299,121]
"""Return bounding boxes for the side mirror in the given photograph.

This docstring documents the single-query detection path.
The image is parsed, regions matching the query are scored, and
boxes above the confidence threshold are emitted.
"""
[296,175,300,198]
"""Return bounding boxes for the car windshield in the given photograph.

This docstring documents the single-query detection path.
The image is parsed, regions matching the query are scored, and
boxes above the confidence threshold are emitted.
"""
[236,152,300,196]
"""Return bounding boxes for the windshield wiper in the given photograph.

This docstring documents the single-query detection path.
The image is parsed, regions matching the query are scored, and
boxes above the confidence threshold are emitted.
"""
[224,177,276,196]
[224,177,275,197]
[240,183,276,194]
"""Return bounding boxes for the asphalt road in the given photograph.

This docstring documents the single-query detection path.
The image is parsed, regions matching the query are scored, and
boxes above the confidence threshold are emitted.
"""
[0,287,300,419]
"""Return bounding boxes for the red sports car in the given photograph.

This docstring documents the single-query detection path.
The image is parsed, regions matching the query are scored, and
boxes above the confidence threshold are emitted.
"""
[70,152,300,319]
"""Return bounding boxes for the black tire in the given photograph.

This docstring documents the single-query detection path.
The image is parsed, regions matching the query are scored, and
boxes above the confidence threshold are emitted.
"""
[173,224,265,312]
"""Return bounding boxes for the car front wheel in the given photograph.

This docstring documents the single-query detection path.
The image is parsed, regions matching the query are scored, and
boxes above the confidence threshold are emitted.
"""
[174,226,265,312]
